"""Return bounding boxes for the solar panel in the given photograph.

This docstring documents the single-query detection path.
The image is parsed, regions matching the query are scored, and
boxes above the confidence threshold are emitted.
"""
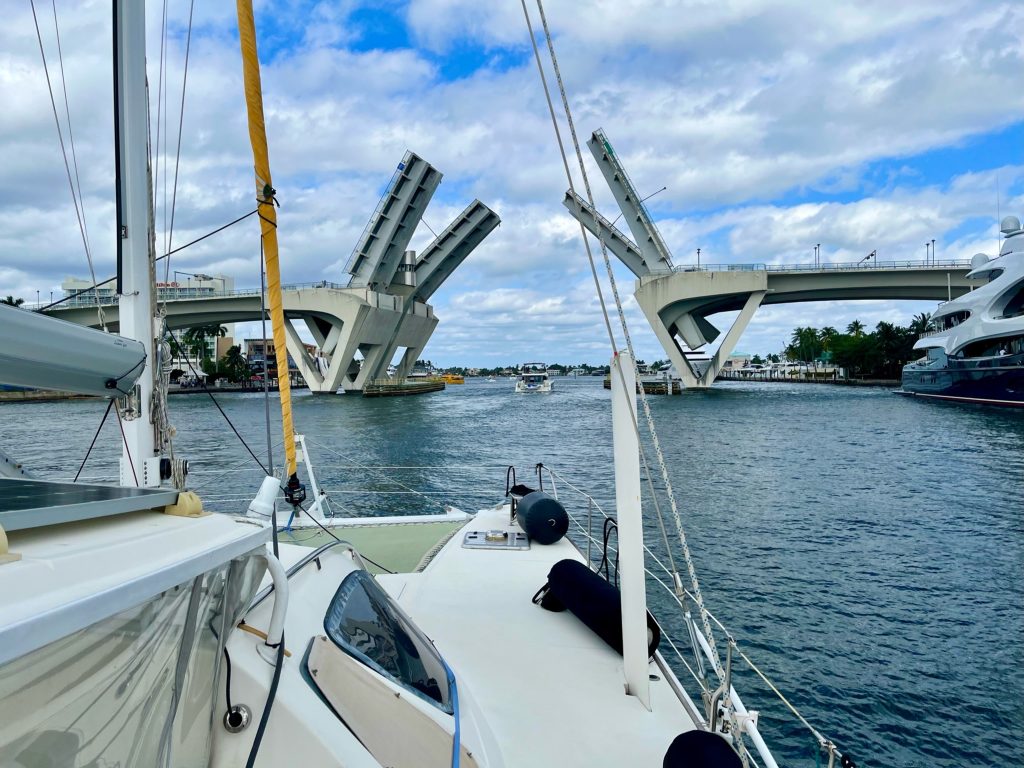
[0,478,180,532]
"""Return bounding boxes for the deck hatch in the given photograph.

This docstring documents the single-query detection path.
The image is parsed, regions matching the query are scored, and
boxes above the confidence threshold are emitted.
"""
[462,529,530,550]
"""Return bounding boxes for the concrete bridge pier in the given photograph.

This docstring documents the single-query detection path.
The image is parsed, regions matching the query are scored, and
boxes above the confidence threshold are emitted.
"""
[278,287,437,394]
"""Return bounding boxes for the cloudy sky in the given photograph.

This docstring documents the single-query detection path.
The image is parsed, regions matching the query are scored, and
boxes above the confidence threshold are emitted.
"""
[3,0,1023,366]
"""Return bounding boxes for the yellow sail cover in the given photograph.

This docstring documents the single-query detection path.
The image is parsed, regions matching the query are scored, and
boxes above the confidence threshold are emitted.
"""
[236,0,296,478]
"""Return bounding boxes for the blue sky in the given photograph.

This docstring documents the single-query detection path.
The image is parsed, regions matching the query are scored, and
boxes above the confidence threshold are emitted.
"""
[2,1,1023,365]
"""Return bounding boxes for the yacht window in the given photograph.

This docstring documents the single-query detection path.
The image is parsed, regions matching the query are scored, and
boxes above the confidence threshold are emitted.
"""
[324,570,451,712]
[998,281,1024,318]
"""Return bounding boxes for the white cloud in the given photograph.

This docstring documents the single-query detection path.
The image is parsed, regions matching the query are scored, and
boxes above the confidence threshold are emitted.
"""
[1,1,1023,366]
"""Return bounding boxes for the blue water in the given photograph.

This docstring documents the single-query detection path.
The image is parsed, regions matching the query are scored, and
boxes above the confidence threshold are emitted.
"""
[3,378,1022,767]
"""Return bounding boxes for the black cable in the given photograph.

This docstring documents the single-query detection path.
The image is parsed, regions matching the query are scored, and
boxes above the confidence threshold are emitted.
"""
[222,647,233,713]
[165,333,269,475]
[244,633,283,768]
[37,209,259,312]
[113,402,138,486]
[281,497,396,575]
[73,399,114,482]
[597,517,619,587]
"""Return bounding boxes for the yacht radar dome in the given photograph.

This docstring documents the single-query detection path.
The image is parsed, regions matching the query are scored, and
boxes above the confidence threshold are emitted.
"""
[1000,215,1021,236]
[970,252,990,270]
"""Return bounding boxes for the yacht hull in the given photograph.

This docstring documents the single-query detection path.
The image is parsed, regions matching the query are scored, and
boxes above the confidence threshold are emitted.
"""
[900,362,1024,406]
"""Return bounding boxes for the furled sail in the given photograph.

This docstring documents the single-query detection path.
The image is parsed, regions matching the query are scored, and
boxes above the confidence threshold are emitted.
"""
[235,1,297,481]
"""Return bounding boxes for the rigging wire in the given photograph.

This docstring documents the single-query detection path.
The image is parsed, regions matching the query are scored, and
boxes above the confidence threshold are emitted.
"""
[29,0,105,328]
[113,401,138,487]
[522,0,724,676]
[164,0,196,277]
[37,209,259,312]
[165,333,270,476]
[73,399,115,483]
[155,0,169,271]
[50,0,92,264]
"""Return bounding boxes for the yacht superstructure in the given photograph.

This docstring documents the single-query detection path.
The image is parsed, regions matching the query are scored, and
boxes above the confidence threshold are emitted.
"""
[902,215,1024,405]
[515,362,553,393]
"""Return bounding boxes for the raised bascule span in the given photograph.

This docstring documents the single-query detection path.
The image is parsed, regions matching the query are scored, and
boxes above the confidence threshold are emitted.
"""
[566,129,978,388]
[52,152,498,394]
[563,191,652,278]
[351,199,501,384]
[414,200,500,301]
[587,129,675,273]
[345,152,443,291]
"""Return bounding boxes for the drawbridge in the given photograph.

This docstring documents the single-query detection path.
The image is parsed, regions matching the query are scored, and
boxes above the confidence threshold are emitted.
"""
[564,129,976,388]
[53,152,499,394]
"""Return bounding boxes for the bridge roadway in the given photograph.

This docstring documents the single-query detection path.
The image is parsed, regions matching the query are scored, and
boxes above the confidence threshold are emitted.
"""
[636,259,979,388]
[50,283,437,394]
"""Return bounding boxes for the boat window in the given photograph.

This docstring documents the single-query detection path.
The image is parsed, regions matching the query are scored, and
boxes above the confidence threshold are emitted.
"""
[997,281,1024,318]
[324,570,452,713]
[937,310,970,329]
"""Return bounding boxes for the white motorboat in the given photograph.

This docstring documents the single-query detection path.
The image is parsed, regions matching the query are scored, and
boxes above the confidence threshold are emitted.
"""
[515,362,553,393]
[901,215,1024,405]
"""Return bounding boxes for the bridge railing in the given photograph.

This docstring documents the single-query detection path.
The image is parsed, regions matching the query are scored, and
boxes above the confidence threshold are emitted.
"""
[36,281,352,310]
[673,258,972,274]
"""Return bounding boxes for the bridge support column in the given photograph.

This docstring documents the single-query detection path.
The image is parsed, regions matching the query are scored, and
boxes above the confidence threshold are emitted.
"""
[283,319,328,392]
[698,290,766,387]
[637,300,701,389]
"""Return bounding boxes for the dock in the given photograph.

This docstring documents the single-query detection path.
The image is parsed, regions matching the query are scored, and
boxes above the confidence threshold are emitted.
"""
[362,378,446,397]
[602,377,682,395]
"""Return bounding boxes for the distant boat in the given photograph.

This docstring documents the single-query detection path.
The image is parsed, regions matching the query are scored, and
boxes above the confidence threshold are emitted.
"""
[901,215,1024,406]
[515,362,553,393]
[440,372,465,384]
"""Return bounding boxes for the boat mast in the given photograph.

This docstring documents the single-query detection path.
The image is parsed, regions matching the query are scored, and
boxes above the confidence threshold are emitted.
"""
[113,0,158,486]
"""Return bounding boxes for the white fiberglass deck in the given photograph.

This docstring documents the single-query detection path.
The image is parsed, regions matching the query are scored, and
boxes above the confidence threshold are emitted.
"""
[379,504,701,767]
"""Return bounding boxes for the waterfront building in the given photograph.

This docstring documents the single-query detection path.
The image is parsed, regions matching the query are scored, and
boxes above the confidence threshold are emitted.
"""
[62,275,237,369]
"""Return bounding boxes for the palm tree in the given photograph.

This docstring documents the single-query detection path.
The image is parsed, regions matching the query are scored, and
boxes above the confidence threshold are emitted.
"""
[790,326,821,362]
[221,345,249,383]
[910,312,931,337]
[846,319,865,337]
[1,296,24,307]
[180,324,227,364]
[818,326,839,350]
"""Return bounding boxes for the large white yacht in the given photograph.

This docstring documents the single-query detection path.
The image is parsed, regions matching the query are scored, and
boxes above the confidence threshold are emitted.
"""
[902,215,1024,405]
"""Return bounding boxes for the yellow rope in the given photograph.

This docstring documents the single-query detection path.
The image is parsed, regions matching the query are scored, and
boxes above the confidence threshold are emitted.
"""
[236,0,296,477]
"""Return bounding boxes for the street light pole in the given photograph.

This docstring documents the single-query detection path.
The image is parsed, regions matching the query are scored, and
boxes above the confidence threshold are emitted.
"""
[931,239,936,265]
[697,248,701,269]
